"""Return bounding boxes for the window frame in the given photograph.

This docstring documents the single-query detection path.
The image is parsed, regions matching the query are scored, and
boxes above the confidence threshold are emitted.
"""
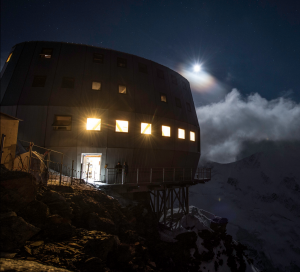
[86,118,101,131]
[162,125,171,137]
[178,128,185,139]
[190,131,196,142]
[118,84,127,95]
[115,120,129,133]
[160,93,167,103]
[91,81,102,91]
[93,53,104,63]
[52,115,72,131]
[40,48,53,59]
[141,122,152,135]
[117,57,127,68]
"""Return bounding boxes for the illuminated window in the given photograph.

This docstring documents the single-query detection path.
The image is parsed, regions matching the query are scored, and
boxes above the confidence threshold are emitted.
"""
[175,98,181,108]
[186,102,191,112]
[92,81,101,90]
[52,115,72,131]
[157,69,164,79]
[86,118,101,131]
[32,76,46,87]
[141,123,151,134]
[139,63,148,73]
[162,125,170,137]
[178,128,185,139]
[190,131,195,141]
[116,120,128,133]
[119,85,127,94]
[6,52,13,63]
[117,57,127,68]
[161,94,167,102]
[40,48,53,59]
[61,77,74,88]
[93,53,103,63]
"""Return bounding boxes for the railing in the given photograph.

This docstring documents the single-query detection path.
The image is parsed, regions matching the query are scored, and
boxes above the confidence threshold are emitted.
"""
[105,167,211,185]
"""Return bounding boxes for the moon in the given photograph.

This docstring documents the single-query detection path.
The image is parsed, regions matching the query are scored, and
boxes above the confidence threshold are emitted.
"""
[194,64,201,72]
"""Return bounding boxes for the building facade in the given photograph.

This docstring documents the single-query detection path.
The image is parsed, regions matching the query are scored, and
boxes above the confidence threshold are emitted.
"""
[0,41,200,181]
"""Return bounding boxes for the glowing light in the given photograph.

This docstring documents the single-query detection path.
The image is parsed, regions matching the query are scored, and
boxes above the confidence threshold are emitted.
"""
[178,128,185,139]
[116,120,128,132]
[141,123,151,134]
[190,131,195,141]
[86,118,101,131]
[194,64,201,72]
[162,125,171,137]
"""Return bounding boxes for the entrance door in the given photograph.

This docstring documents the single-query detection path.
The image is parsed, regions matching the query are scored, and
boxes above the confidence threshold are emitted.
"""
[82,154,101,182]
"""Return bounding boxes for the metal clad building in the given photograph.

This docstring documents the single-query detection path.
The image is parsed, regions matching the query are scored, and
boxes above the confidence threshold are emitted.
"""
[0,41,200,181]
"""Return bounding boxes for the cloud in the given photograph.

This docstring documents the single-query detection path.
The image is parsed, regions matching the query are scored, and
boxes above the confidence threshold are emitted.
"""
[197,89,300,163]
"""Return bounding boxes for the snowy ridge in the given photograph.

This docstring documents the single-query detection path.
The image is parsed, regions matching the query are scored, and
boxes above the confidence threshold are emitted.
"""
[190,147,300,271]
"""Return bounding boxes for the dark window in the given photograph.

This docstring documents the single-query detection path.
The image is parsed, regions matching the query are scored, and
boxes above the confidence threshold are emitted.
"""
[93,53,103,63]
[175,97,181,108]
[61,77,74,89]
[186,102,191,112]
[157,69,164,79]
[32,76,46,87]
[117,57,127,68]
[40,48,53,59]
[52,115,72,131]
[138,63,148,73]
[171,75,177,85]
[182,81,187,90]
[161,93,167,102]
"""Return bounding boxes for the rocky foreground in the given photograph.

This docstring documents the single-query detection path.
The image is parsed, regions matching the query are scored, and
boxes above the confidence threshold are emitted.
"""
[0,167,253,271]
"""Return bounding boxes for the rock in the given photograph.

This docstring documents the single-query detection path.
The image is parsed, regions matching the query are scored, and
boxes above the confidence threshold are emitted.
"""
[83,257,107,272]
[38,190,73,221]
[175,231,198,248]
[210,217,228,233]
[0,174,37,212]
[0,252,17,258]
[18,200,49,228]
[0,214,40,251]
[43,215,75,241]
[83,231,120,261]
[87,212,116,234]
[0,258,72,271]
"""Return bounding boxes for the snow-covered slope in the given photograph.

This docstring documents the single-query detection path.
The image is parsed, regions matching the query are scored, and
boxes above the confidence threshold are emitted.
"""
[190,147,300,271]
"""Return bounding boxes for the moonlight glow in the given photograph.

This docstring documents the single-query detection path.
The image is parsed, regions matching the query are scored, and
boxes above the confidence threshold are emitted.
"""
[194,64,201,72]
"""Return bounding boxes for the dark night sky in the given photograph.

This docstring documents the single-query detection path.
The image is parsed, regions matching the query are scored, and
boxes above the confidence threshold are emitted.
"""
[1,0,300,104]
[1,0,300,162]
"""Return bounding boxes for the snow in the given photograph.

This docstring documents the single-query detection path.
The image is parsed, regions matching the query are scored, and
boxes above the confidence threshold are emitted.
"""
[190,146,300,271]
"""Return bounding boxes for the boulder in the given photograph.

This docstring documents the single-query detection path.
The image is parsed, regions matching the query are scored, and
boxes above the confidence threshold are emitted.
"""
[38,190,73,221]
[0,174,37,212]
[0,212,40,251]
[83,231,120,261]
[18,200,49,228]
[43,215,75,241]
[0,258,72,271]
[87,212,116,234]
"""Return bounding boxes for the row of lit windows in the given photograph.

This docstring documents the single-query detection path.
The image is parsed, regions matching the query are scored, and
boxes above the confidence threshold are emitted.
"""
[31,76,193,111]
[53,116,196,141]
[6,48,189,88]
